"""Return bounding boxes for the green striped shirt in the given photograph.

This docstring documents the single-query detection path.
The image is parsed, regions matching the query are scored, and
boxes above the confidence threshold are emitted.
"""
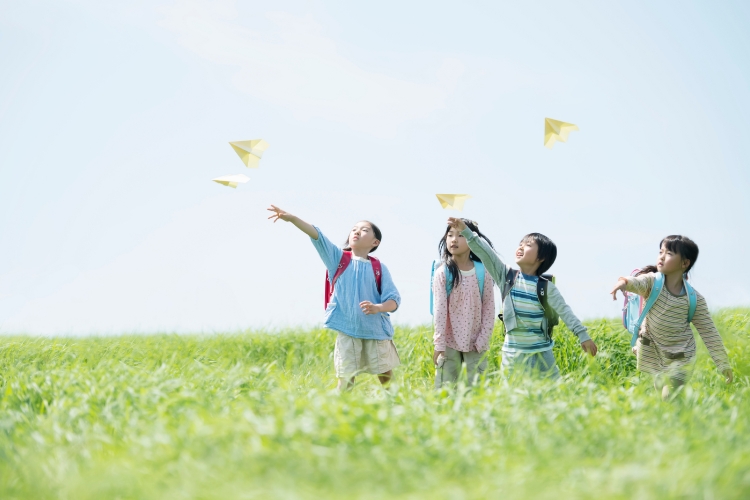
[504,273,553,353]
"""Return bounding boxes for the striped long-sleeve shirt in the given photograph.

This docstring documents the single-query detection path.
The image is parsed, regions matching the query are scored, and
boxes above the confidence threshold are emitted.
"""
[504,272,553,353]
[625,273,730,381]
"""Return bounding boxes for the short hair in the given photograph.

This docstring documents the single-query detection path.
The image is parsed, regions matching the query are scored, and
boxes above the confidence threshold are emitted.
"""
[521,233,557,276]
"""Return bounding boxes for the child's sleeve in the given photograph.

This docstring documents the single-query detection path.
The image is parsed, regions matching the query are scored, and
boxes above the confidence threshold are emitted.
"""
[309,226,343,278]
[475,272,496,352]
[624,273,655,298]
[378,263,401,311]
[432,267,448,351]
[460,228,508,288]
[691,294,730,372]
[547,282,591,343]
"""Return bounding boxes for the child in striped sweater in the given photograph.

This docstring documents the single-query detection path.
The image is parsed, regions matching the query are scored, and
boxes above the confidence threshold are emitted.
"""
[610,235,732,399]
[447,218,597,379]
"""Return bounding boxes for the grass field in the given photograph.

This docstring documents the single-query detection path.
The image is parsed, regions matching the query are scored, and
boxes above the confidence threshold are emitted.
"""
[1,310,749,499]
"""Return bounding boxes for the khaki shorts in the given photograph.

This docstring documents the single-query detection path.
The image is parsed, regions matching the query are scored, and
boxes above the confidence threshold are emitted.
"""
[333,332,400,378]
[435,347,488,388]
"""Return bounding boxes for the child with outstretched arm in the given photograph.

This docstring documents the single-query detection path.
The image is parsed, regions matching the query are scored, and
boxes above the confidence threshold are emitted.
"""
[268,205,401,391]
[611,235,732,399]
[447,217,596,378]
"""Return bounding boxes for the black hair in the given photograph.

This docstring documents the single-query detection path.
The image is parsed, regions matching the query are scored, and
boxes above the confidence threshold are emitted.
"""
[438,220,494,290]
[521,233,557,276]
[342,220,382,253]
[636,235,699,278]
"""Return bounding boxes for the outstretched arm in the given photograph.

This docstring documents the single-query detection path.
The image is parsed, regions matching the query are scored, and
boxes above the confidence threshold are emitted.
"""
[548,282,597,356]
[610,277,628,301]
[447,217,508,287]
[267,205,319,239]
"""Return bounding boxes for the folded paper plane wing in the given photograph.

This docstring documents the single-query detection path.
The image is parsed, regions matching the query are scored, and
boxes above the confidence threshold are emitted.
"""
[229,139,270,168]
[436,194,472,210]
[544,118,578,149]
[212,174,250,189]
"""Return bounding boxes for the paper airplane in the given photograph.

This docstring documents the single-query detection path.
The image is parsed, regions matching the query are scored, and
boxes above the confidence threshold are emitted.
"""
[229,139,270,168]
[436,194,472,210]
[212,174,250,189]
[544,118,579,149]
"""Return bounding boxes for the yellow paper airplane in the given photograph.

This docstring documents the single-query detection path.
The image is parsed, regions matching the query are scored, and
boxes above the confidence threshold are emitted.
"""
[229,139,270,168]
[544,118,579,149]
[212,174,250,189]
[436,194,472,210]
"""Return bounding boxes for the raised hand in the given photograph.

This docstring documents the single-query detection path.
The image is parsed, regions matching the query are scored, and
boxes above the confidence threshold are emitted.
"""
[267,205,294,223]
[446,217,467,232]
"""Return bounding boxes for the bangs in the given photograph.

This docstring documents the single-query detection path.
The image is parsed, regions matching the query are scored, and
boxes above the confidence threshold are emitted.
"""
[520,234,538,246]
[661,236,686,256]
[658,235,699,273]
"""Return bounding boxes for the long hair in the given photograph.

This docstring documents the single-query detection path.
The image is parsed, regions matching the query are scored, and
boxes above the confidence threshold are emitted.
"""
[636,235,699,278]
[438,220,494,290]
[521,233,557,276]
[342,220,382,253]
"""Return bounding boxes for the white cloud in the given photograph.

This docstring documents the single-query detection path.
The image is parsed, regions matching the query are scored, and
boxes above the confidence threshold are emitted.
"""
[158,0,463,135]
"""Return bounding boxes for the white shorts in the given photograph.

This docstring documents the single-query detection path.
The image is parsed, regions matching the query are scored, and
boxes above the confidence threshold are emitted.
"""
[333,332,400,378]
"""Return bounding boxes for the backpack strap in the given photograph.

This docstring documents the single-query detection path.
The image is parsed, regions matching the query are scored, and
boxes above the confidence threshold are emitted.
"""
[501,268,519,302]
[369,255,382,294]
[684,277,697,323]
[631,272,664,346]
[475,261,486,298]
[324,252,382,310]
[537,274,556,341]
[498,268,519,321]
[324,252,352,310]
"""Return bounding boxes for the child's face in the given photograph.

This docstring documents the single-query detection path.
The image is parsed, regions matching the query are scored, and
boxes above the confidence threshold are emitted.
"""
[348,222,379,252]
[515,238,542,268]
[445,228,470,256]
[657,243,688,275]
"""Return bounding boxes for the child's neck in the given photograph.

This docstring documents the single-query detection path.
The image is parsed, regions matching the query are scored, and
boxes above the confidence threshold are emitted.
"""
[518,263,540,276]
[453,252,475,271]
[350,247,371,259]
[664,271,685,295]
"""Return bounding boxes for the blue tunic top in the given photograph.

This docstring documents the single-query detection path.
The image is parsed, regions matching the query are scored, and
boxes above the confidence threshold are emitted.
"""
[311,227,401,340]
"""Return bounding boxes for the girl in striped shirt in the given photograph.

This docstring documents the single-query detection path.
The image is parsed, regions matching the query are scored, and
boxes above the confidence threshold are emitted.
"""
[610,235,732,399]
[432,219,496,388]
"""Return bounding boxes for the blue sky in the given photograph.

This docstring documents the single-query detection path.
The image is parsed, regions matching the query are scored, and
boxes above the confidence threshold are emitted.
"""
[1,0,749,334]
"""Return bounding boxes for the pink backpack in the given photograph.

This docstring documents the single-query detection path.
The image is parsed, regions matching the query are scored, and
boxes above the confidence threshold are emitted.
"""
[324,251,382,309]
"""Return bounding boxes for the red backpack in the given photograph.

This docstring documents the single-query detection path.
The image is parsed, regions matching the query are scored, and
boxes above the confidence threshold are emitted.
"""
[324,251,382,309]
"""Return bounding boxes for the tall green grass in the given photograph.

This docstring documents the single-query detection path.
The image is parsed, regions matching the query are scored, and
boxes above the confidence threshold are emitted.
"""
[1,310,749,499]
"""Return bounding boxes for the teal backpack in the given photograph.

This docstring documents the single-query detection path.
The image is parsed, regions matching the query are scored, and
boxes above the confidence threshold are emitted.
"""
[429,260,486,315]
[622,270,697,347]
